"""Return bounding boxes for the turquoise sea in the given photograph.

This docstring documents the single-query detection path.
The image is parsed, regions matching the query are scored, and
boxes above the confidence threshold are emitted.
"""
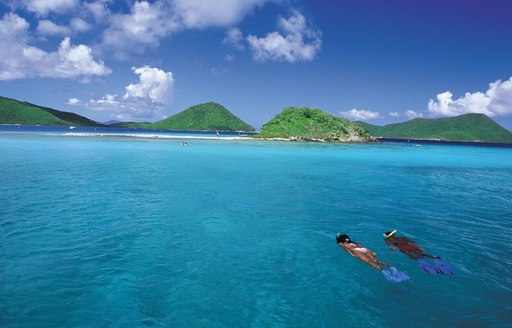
[1,127,511,327]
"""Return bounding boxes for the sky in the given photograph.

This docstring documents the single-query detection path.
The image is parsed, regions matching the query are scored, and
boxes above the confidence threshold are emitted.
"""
[1,0,512,130]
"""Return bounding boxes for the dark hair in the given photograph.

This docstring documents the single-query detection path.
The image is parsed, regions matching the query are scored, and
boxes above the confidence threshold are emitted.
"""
[336,234,351,243]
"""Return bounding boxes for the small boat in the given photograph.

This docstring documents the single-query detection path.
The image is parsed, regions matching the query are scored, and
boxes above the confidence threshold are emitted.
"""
[69,126,76,130]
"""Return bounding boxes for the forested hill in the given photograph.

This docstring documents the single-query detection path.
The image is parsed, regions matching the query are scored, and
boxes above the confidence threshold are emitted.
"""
[361,113,512,143]
[0,97,254,131]
[254,107,371,142]
[151,102,255,131]
[0,96,100,126]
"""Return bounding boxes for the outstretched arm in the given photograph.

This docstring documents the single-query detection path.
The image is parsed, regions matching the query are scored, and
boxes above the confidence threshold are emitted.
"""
[385,240,398,252]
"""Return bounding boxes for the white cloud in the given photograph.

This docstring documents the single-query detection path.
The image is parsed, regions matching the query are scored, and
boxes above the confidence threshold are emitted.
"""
[0,13,111,80]
[70,18,91,33]
[428,76,512,117]
[223,27,244,50]
[125,66,174,104]
[100,0,269,58]
[247,10,322,63]
[67,97,81,105]
[101,1,180,58]
[389,112,400,118]
[54,37,111,77]
[172,0,266,29]
[84,0,110,22]
[224,54,236,62]
[210,67,227,76]
[0,12,30,42]
[405,110,423,119]
[37,19,71,35]
[72,66,175,121]
[94,94,120,107]
[19,0,79,16]
[340,108,381,121]
[36,18,90,37]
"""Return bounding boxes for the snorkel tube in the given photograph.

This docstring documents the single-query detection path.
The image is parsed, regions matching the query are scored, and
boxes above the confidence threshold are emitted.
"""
[383,230,397,239]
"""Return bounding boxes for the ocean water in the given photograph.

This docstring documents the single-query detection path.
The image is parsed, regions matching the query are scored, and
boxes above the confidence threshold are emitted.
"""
[1,129,511,327]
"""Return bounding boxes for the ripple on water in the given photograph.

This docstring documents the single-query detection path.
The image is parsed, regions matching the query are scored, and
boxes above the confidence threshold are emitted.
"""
[1,136,511,327]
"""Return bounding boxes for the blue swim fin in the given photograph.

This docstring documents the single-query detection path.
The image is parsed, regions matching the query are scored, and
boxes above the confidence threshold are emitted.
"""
[416,257,439,275]
[382,267,410,283]
[433,257,454,275]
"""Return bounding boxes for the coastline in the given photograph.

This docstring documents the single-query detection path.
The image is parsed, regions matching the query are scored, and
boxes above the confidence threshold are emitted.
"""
[63,133,371,143]
[58,133,512,147]
[0,125,370,143]
[61,132,242,140]
[376,137,512,148]
[246,136,375,143]
[2,125,511,147]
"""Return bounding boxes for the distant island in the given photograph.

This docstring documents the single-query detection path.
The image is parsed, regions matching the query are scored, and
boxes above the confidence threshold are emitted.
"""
[0,97,255,132]
[2,95,512,144]
[0,96,101,127]
[114,102,255,132]
[361,114,512,144]
[253,107,371,142]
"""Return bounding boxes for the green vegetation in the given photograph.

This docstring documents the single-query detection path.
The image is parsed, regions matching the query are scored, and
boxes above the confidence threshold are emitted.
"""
[0,97,253,131]
[1,96,68,126]
[112,102,254,131]
[0,96,101,126]
[255,107,371,142]
[5,94,509,144]
[152,102,255,131]
[37,106,100,126]
[361,113,512,143]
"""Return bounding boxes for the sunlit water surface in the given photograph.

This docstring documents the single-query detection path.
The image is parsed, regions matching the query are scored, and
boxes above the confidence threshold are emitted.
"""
[1,130,511,327]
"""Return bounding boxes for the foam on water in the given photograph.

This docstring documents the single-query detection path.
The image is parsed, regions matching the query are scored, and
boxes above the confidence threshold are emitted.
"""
[1,132,511,327]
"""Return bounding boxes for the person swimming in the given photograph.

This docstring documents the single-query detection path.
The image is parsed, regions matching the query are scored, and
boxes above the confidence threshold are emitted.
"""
[336,233,391,271]
[383,230,454,275]
[383,230,436,259]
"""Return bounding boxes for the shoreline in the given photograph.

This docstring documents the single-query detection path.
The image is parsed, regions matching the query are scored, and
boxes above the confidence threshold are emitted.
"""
[2,126,511,147]
[58,133,512,147]
[61,132,242,140]
[376,137,512,148]
[62,132,373,143]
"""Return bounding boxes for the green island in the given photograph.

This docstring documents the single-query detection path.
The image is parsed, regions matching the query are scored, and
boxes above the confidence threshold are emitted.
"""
[0,96,101,127]
[2,95,512,144]
[253,107,371,142]
[115,102,255,132]
[361,113,512,144]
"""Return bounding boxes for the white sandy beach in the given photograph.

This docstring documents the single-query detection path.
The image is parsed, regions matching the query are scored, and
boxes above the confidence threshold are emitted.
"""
[60,132,243,140]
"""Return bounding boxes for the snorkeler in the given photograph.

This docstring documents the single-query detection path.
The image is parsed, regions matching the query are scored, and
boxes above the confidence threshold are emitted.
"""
[336,233,409,282]
[383,230,453,275]
[383,230,436,259]
[336,233,390,270]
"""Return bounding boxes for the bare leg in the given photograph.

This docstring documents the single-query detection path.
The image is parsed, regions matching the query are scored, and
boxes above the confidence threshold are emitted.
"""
[356,253,388,271]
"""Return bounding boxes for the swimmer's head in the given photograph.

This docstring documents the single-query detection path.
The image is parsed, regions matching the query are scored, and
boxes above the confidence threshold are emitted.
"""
[383,230,397,239]
[336,233,351,243]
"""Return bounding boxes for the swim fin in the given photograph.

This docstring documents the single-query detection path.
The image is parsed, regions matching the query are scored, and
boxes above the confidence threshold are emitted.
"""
[416,257,439,275]
[433,257,454,275]
[381,266,410,283]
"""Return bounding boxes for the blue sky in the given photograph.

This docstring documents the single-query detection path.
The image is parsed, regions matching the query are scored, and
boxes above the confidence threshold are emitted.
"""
[1,0,512,130]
